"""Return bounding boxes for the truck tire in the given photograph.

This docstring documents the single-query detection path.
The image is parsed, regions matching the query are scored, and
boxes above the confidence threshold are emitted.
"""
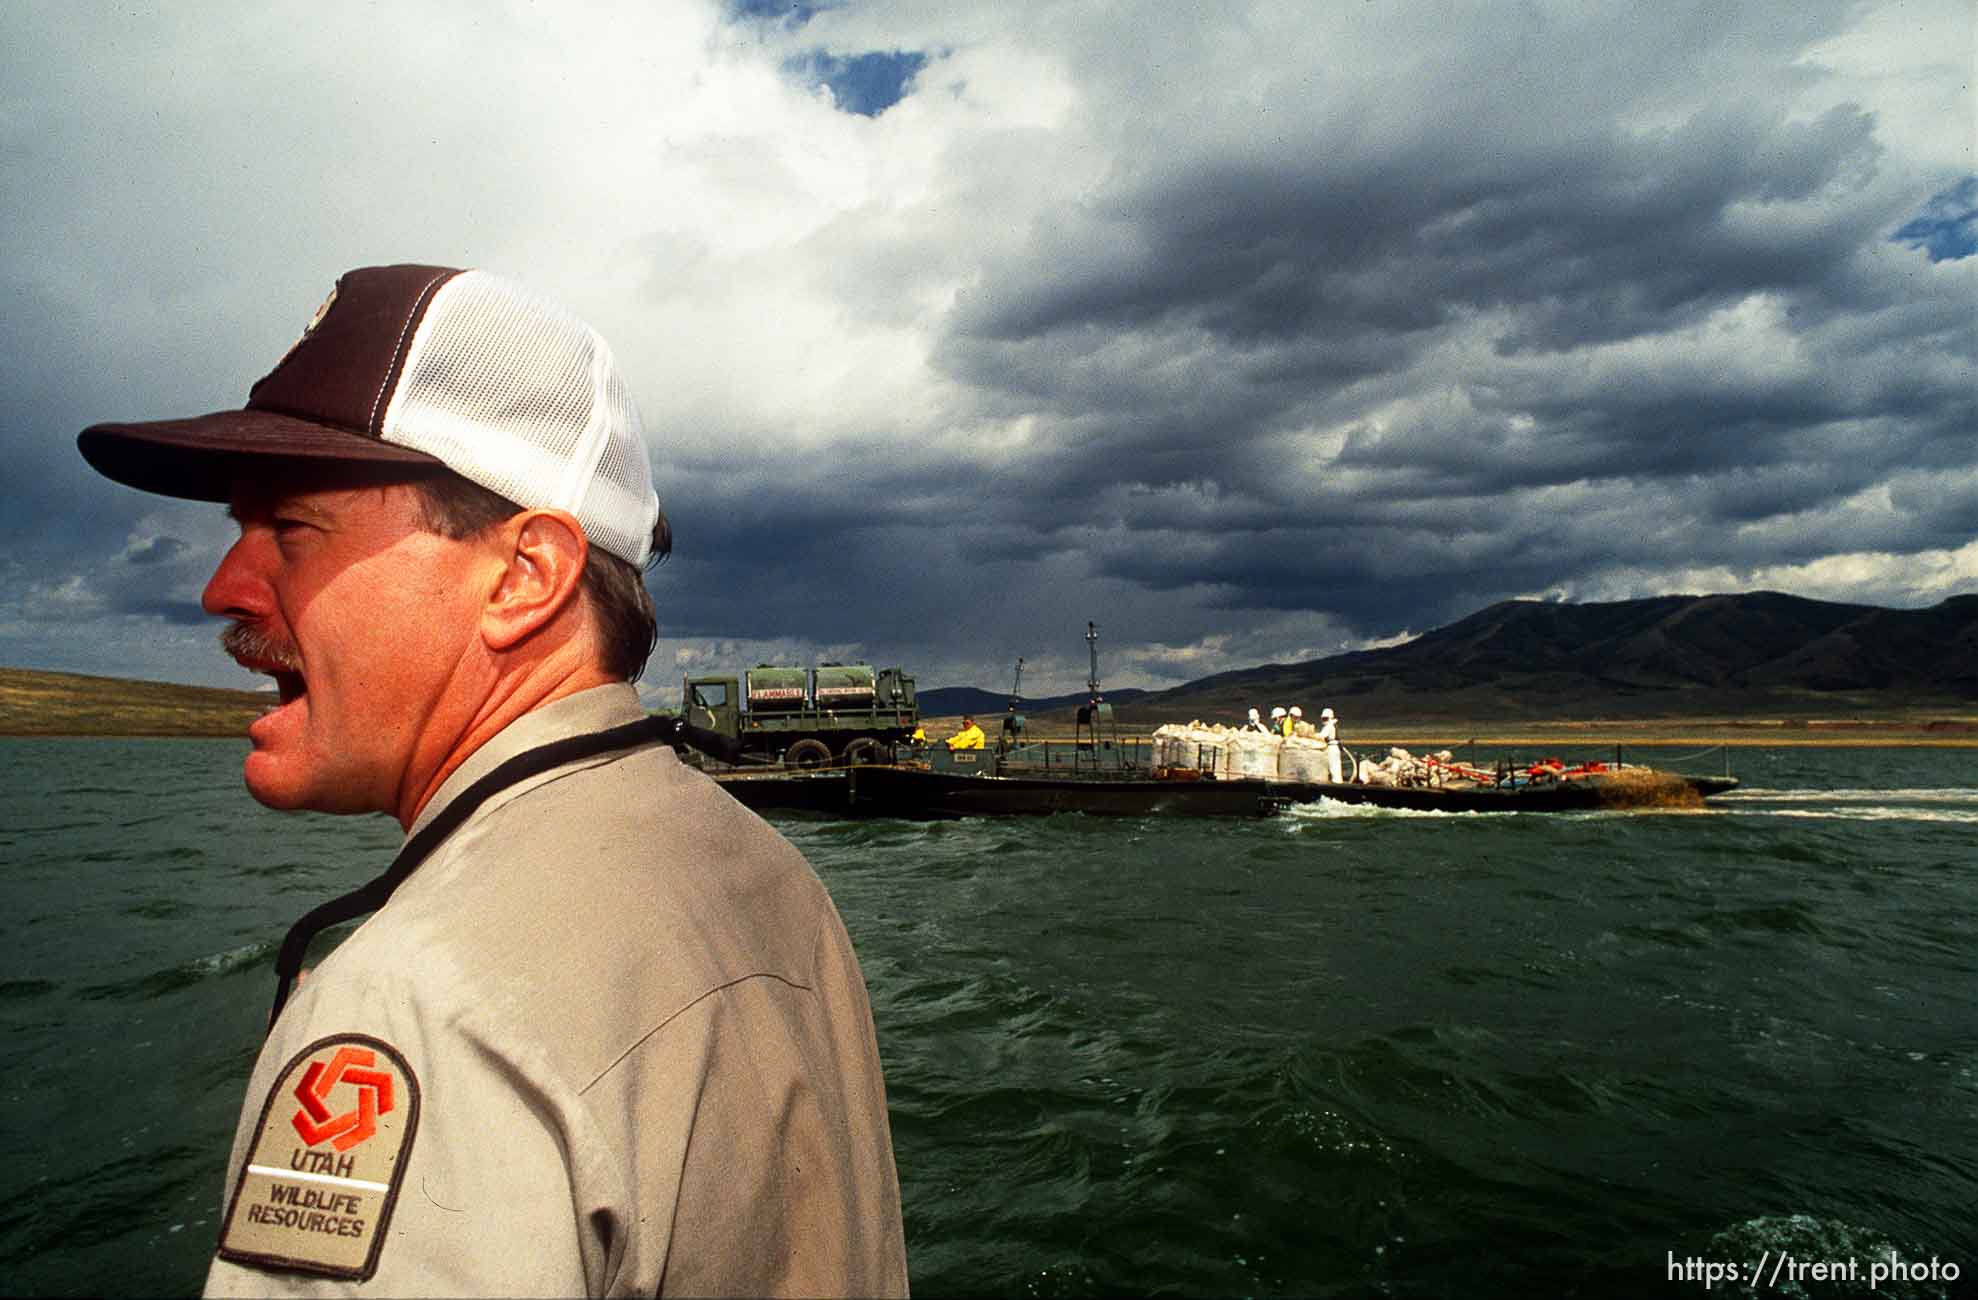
[784,738,833,769]
[843,737,882,765]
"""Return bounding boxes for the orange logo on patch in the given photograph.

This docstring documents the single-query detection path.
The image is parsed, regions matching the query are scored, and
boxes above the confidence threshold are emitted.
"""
[291,1046,396,1152]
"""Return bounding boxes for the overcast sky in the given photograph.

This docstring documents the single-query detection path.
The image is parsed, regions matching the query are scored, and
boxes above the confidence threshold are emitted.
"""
[4,0,1973,703]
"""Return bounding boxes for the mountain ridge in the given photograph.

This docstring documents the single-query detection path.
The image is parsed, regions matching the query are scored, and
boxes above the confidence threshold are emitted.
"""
[9,592,1977,735]
[998,592,1978,723]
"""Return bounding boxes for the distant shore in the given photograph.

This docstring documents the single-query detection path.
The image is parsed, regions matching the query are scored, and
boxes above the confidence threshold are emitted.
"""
[1330,718,1978,749]
[0,667,263,738]
[934,714,1978,749]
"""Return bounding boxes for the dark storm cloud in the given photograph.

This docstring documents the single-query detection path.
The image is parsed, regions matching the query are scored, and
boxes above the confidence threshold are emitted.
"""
[962,71,1879,327]
[2,282,155,552]
[910,57,1974,639]
[957,101,1883,361]
[649,463,992,642]
[3,1,1971,694]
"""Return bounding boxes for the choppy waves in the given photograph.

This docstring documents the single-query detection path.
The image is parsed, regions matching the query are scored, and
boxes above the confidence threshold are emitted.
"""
[74,940,276,1003]
[6,739,1976,1297]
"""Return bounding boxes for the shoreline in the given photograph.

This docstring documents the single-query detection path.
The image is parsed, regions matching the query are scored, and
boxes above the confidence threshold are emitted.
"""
[1344,733,1978,750]
[0,666,265,738]
[1337,721,1978,749]
[921,717,1978,750]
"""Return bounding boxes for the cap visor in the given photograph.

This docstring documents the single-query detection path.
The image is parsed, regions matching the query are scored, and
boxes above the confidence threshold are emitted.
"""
[79,409,444,502]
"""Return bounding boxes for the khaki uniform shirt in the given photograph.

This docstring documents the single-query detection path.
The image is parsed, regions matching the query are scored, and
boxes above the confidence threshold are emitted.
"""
[205,685,908,1296]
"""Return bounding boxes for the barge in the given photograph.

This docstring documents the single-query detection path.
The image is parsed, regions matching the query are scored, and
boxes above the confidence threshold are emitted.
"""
[701,624,1738,819]
[710,743,1738,820]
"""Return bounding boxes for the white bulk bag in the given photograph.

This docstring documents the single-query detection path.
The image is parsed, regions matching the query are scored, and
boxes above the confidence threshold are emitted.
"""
[1278,737,1329,782]
[1224,731,1281,779]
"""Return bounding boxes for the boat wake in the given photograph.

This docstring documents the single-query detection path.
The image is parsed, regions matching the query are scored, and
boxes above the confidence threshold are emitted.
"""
[1284,796,1504,821]
[1717,787,1978,824]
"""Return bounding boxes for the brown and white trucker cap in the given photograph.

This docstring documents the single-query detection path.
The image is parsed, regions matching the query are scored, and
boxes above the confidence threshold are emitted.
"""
[78,263,666,568]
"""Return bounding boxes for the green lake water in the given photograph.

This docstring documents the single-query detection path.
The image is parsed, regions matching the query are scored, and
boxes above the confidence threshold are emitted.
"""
[2,740,1973,1296]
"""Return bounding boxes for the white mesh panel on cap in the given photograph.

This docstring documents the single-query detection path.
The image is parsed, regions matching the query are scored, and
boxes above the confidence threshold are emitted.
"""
[381,271,659,566]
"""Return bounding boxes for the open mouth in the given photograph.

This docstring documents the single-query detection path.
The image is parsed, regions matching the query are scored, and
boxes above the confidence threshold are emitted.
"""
[220,623,306,707]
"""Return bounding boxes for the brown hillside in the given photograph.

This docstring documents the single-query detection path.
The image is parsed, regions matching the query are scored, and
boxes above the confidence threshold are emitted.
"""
[0,667,265,737]
[1089,592,1978,725]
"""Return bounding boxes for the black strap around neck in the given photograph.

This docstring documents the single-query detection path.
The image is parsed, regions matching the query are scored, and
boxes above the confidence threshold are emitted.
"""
[265,713,734,1030]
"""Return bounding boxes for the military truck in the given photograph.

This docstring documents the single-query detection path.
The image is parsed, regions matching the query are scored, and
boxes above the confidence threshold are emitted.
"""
[682,663,918,767]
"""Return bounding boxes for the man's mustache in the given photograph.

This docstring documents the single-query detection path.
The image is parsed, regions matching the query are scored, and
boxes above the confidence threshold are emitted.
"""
[219,622,302,674]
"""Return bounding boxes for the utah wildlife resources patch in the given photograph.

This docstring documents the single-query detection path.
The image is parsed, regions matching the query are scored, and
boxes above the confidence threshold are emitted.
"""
[217,1034,420,1281]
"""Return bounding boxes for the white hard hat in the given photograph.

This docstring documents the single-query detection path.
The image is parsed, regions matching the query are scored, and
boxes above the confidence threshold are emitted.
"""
[1290,706,1303,717]
[1320,707,1335,720]
[1247,707,1260,719]
[1270,707,1287,718]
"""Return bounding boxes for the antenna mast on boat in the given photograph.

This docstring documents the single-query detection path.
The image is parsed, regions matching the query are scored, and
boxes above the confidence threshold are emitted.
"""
[1086,622,1101,704]
[1000,656,1027,751]
[1075,621,1119,765]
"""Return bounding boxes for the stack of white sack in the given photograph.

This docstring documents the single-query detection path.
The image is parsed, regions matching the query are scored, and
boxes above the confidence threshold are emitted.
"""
[1356,747,1462,786]
[1150,723,1187,770]
[1357,746,1415,786]
[1149,722,1287,778]
[1277,735,1331,782]
[1222,730,1281,779]
[1151,722,1243,775]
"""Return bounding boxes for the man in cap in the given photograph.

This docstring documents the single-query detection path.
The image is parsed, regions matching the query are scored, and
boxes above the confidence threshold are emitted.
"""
[77,264,908,1296]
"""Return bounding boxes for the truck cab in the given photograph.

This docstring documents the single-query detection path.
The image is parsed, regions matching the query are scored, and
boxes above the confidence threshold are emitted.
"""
[684,675,740,739]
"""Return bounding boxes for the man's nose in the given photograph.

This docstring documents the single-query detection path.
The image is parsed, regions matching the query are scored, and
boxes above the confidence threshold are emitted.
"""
[201,533,271,620]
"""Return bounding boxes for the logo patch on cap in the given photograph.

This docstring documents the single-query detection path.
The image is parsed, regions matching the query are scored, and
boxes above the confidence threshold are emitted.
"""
[304,285,339,335]
[217,1034,419,1281]
[269,284,340,373]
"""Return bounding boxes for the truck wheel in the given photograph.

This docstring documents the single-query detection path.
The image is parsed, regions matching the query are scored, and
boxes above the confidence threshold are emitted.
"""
[843,738,882,765]
[784,739,832,769]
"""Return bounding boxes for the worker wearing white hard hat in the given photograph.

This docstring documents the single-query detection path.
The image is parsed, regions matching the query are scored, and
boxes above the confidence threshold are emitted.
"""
[1244,707,1270,734]
[1318,706,1342,782]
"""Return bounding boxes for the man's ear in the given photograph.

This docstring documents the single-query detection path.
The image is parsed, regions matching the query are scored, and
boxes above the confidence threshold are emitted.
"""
[481,510,589,652]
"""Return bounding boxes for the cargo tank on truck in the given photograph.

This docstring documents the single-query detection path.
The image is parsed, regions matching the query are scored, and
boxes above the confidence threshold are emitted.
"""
[682,662,918,767]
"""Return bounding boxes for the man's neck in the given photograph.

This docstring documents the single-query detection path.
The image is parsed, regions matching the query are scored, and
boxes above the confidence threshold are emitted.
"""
[395,662,620,830]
